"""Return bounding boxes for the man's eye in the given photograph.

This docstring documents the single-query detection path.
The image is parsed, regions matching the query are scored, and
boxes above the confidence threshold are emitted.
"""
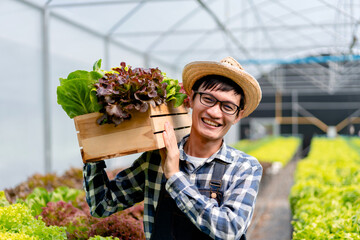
[223,104,235,111]
[203,96,215,103]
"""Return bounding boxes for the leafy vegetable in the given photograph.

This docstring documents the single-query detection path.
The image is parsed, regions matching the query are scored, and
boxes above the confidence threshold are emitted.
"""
[39,201,145,240]
[57,61,104,118]
[40,201,90,239]
[88,211,145,240]
[57,60,189,125]
[4,167,119,204]
[95,62,168,125]
[289,137,360,239]
[16,186,83,217]
[0,202,67,239]
[162,73,188,108]
[2,168,146,239]
[232,136,301,166]
[0,191,9,207]
[89,236,120,240]
[178,82,190,108]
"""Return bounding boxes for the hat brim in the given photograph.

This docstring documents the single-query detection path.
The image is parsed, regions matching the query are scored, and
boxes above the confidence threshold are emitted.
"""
[182,61,262,118]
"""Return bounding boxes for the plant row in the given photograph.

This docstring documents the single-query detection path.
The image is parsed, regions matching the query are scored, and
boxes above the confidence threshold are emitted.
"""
[2,168,145,240]
[289,136,360,239]
[232,136,301,166]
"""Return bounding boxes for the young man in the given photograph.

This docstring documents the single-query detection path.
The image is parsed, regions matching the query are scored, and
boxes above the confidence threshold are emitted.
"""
[83,57,263,240]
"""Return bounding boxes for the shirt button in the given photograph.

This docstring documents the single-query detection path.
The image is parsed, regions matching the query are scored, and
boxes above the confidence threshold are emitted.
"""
[190,174,196,181]
[211,192,217,199]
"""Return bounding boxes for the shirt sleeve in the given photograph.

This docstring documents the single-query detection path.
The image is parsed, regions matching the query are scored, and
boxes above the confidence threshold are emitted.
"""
[83,153,148,218]
[165,159,263,240]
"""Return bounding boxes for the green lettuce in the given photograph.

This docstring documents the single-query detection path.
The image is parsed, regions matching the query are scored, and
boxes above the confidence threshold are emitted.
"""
[18,186,83,217]
[57,60,104,118]
[161,73,188,108]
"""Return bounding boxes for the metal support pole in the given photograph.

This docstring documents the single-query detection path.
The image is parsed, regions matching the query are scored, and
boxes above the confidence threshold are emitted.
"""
[42,6,51,174]
[292,90,298,135]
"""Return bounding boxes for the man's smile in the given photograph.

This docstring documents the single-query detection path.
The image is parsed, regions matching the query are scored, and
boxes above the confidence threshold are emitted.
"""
[202,118,221,127]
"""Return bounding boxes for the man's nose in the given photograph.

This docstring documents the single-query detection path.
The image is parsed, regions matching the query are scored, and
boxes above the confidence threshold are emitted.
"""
[206,102,222,117]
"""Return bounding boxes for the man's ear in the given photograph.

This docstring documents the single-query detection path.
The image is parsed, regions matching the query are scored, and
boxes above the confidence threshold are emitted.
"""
[189,90,195,108]
[233,109,245,125]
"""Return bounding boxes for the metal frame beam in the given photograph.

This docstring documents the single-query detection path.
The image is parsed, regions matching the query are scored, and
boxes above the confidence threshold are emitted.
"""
[42,1,51,173]
[336,108,360,132]
[273,0,349,42]
[145,0,207,53]
[247,0,279,57]
[15,0,178,69]
[187,0,266,76]
[111,22,359,37]
[48,0,193,8]
[106,1,146,36]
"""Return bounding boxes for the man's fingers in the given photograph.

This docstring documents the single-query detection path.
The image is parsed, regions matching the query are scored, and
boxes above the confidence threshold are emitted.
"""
[161,121,180,179]
[164,121,177,145]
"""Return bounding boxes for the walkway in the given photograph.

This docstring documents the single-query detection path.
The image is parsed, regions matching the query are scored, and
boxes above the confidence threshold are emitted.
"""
[246,156,299,240]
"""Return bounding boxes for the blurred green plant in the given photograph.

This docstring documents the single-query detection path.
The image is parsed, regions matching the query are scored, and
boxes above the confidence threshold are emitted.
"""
[16,186,83,217]
[2,166,145,240]
[0,191,67,239]
[289,136,360,239]
[232,136,301,166]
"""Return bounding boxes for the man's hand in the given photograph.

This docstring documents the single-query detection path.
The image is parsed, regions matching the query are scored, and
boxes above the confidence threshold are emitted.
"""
[160,121,180,179]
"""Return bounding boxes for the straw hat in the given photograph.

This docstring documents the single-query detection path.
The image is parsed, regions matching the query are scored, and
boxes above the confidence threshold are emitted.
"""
[182,56,262,118]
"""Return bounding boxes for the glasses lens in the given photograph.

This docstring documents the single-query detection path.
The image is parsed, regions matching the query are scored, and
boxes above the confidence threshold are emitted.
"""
[200,93,216,106]
[221,103,237,114]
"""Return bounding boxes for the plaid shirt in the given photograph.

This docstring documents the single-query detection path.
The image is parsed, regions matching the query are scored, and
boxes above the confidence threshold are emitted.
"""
[83,135,262,240]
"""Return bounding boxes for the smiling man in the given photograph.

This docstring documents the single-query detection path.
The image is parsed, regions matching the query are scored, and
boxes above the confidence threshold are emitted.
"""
[83,57,263,240]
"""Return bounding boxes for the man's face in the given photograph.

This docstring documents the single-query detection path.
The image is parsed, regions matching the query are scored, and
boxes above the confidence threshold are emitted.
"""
[189,86,244,142]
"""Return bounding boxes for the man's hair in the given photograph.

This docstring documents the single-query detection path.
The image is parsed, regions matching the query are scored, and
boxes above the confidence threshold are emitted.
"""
[191,74,245,112]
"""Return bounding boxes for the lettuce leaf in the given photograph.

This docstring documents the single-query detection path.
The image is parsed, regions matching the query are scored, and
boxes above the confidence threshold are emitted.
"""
[161,75,188,107]
[95,62,168,125]
[57,64,103,119]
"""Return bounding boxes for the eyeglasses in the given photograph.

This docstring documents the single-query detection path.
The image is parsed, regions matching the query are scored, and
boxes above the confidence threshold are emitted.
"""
[194,91,241,115]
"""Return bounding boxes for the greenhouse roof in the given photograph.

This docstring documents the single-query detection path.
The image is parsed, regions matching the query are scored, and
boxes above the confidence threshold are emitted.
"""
[8,0,360,93]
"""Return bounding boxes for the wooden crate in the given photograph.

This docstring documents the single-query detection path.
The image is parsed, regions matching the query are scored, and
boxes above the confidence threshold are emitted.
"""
[74,104,192,163]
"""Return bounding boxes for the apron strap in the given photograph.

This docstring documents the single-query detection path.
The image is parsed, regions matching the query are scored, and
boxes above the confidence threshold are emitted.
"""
[209,159,228,204]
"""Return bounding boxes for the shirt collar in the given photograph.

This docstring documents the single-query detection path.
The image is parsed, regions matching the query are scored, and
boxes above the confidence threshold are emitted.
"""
[178,134,233,164]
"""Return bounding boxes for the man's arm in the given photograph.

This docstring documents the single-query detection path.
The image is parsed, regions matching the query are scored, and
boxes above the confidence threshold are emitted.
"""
[83,154,148,217]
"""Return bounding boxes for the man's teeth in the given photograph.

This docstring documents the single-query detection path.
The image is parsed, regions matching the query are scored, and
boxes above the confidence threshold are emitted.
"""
[203,119,219,127]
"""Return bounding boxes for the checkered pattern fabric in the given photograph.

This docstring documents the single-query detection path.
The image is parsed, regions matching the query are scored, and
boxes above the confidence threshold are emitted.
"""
[83,135,262,240]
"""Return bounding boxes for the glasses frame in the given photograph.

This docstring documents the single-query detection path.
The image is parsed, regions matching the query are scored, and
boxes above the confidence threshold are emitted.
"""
[194,91,241,115]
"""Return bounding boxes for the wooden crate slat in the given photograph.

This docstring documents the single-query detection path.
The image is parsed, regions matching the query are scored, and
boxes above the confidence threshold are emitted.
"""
[74,111,151,140]
[81,125,155,162]
[153,127,191,149]
[150,104,188,116]
[150,114,192,133]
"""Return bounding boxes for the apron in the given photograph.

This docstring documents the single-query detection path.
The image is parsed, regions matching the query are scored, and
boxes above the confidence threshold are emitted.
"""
[151,160,246,240]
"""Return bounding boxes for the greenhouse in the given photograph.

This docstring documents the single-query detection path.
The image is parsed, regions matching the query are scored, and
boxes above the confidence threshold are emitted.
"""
[1,0,360,239]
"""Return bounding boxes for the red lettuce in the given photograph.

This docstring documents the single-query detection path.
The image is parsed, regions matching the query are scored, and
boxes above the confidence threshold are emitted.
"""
[95,62,167,125]
[40,201,145,240]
